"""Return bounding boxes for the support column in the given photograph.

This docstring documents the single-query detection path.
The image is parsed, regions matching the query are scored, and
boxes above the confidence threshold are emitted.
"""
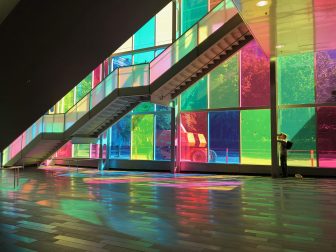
[98,134,104,170]
[270,59,280,178]
[170,105,176,173]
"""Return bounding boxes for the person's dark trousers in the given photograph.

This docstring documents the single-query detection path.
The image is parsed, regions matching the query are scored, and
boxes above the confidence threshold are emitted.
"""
[280,155,288,177]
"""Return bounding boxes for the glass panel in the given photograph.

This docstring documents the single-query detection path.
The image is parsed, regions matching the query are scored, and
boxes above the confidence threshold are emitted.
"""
[114,37,133,54]
[65,105,77,130]
[209,111,240,163]
[277,52,315,105]
[56,141,72,158]
[181,76,208,111]
[134,17,155,50]
[317,107,336,168]
[110,115,131,159]
[90,81,105,109]
[2,147,9,165]
[90,142,100,159]
[314,0,336,52]
[316,49,336,104]
[10,135,22,159]
[209,55,238,108]
[73,144,90,158]
[76,73,92,102]
[241,109,271,165]
[112,54,132,71]
[198,1,237,44]
[155,113,171,161]
[278,107,317,167]
[77,94,90,120]
[182,0,208,33]
[133,102,155,113]
[103,59,109,78]
[131,114,154,160]
[53,114,64,132]
[209,0,222,10]
[150,25,197,83]
[240,40,270,107]
[63,89,75,112]
[92,64,102,88]
[119,64,149,88]
[133,50,155,64]
[180,112,208,162]
[105,70,118,96]
[43,115,54,133]
[156,3,173,46]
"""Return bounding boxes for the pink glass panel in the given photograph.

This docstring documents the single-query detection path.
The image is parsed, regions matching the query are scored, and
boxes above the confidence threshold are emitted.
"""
[56,141,72,158]
[10,135,22,158]
[240,40,270,107]
[92,64,102,88]
[314,0,336,52]
[316,49,336,104]
[180,112,208,163]
[90,144,100,159]
[317,107,336,168]
[103,59,109,78]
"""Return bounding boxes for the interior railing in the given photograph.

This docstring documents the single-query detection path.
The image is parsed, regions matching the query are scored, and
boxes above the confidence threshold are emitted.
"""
[2,0,238,165]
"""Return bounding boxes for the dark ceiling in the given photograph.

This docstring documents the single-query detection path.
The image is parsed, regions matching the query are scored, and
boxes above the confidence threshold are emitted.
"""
[0,0,170,150]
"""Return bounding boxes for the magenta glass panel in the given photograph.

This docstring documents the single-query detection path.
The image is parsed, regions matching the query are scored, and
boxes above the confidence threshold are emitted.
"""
[56,141,72,158]
[240,40,270,107]
[316,49,336,104]
[92,64,102,88]
[90,144,100,159]
[317,107,336,168]
[180,112,208,163]
[314,0,336,52]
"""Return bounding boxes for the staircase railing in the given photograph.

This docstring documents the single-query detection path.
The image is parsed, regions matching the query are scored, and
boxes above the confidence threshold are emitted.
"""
[2,0,238,166]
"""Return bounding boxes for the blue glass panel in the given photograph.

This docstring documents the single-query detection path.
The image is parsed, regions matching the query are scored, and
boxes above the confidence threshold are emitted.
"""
[110,115,131,159]
[209,111,240,163]
[133,51,155,64]
[155,48,165,57]
[112,55,132,71]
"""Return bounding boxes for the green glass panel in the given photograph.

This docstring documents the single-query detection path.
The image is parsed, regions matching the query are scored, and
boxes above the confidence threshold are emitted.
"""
[133,50,155,64]
[133,102,155,114]
[181,76,208,111]
[277,52,315,105]
[241,109,271,165]
[76,73,92,102]
[209,55,239,108]
[73,144,90,158]
[63,89,75,112]
[131,114,154,160]
[278,107,317,167]
[182,0,208,33]
[134,17,155,50]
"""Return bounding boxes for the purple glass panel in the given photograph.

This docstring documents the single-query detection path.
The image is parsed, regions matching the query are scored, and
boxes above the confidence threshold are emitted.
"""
[316,49,336,104]
[317,107,336,168]
[240,40,270,107]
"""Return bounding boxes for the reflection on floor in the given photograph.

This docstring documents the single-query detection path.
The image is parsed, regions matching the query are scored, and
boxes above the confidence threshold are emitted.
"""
[0,166,336,251]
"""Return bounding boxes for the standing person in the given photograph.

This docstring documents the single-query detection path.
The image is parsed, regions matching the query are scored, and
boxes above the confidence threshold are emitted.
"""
[277,133,288,178]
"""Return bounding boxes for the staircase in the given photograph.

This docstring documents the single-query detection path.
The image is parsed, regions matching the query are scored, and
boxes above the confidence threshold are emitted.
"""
[2,1,253,167]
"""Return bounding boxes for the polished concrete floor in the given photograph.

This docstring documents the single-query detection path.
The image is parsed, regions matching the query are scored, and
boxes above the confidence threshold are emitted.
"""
[0,166,335,252]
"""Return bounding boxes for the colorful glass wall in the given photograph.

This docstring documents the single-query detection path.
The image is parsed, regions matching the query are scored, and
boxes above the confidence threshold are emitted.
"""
[109,103,171,161]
